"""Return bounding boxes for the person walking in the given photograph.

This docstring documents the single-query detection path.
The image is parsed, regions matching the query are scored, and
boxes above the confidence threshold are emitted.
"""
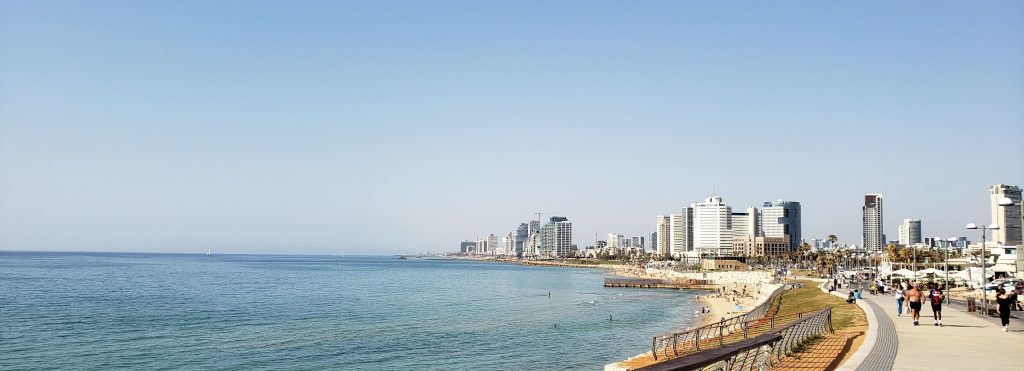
[928,282,944,327]
[996,288,1013,332]
[906,283,924,326]
[894,285,905,317]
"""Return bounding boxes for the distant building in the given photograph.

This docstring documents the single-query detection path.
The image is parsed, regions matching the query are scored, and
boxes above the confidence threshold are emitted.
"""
[607,233,625,249]
[862,194,884,252]
[631,236,645,250]
[761,199,801,251]
[540,216,573,258]
[515,223,529,257]
[656,215,671,257]
[731,207,759,238]
[670,208,695,257]
[460,241,475,253]
[991,184,1022,246]
[486,234,498,255]
[701,257,750,271]
[734,235,790,257]
[693,195,733,256]
[649,231,657,252]
[898,219,922,245]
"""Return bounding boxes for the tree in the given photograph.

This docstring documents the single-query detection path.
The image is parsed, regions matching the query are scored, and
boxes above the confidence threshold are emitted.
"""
[886,243,900,263]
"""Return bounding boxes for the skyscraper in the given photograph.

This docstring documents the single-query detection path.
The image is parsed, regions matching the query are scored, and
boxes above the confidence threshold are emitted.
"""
[669,207,695,257]
[514,223,529,257]
[540,216,573,258]
[656,215,671,257]
[862,194,884,252]
[761,200,801,251]
[990,184,1022,246]
[693,195,733,256]
[898,219,922,245]
[731,207,759,238]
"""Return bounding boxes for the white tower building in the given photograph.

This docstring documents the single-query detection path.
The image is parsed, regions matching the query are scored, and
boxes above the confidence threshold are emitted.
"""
[693,195,733,256]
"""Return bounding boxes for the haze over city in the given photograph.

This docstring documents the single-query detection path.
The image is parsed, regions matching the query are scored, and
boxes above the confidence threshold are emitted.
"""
[1,1,1022,254]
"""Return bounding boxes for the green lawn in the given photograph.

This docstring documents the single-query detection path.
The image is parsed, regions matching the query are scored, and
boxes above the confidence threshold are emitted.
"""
[777,280,867,331]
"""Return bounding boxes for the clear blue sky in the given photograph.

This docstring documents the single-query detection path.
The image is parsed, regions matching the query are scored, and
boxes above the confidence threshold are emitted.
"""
[1,1,1022,254]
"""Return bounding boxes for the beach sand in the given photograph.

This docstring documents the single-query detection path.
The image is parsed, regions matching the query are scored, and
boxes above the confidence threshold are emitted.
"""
[695,284,766,327]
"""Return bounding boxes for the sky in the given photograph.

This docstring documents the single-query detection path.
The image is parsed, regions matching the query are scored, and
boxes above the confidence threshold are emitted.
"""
[1,1,1022,255]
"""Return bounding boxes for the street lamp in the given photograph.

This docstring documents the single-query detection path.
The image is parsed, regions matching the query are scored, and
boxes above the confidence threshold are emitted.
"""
[965,223,999,315]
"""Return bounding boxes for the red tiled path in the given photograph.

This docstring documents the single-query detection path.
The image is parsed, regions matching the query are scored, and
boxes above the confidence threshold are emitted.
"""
[773,331,864,371]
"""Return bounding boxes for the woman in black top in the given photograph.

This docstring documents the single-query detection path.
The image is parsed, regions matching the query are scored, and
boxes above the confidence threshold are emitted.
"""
[996,288,1012,332]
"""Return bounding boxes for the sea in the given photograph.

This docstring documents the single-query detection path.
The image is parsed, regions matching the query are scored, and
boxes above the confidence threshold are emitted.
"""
[0,252,704,370]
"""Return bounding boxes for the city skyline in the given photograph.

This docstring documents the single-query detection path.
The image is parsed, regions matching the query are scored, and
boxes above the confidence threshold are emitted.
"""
[2,1,1023,254]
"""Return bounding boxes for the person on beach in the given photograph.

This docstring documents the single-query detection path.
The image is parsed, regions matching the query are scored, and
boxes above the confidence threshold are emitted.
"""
[928,283,944,327]
[894,286,905,317]
[996,288,1012,332]
[906,283,924,326]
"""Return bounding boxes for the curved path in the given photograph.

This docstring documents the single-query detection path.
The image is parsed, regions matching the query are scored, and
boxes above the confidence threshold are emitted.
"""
[851,295,897,371]
[852,282,1024,370]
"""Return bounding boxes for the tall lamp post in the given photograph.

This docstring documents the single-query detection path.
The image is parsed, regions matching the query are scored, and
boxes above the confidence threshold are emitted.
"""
[966,223,999,315]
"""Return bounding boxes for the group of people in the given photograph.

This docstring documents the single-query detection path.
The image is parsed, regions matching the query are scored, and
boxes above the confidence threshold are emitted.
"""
[892,280,1016,332]
[892,281,945,326]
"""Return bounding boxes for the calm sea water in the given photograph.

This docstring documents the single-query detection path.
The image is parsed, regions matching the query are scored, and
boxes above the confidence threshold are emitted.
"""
[1,252,702,370]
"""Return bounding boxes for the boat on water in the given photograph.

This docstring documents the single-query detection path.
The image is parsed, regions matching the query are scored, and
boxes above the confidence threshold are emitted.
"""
[206,249,212,256]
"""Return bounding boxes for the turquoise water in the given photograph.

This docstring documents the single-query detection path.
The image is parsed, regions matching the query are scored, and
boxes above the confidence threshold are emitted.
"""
[1,252,701,370]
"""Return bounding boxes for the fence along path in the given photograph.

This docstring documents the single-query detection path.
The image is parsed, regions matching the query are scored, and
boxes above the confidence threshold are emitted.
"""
[649,284,791,361]
[638,307,836,371]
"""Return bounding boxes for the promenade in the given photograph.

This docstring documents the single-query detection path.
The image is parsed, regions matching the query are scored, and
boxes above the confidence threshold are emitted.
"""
[852,285,1024,371]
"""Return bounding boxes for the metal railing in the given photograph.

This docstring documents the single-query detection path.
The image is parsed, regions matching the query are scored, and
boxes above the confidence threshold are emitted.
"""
[639,307,835,371]
[650,284,794,361]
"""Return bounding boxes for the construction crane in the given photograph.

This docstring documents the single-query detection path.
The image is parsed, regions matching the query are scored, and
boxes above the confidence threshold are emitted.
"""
[534,211,552,226]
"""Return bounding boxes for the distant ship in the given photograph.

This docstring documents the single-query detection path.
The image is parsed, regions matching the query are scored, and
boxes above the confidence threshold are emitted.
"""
[206,249,212,256]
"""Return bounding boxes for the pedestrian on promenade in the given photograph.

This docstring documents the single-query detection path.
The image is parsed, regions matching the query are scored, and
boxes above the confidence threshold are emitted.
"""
[906,283,924,326]
[854,289,862,301]
[996,288,1013,332]
[928,282,944,327]
[894,286,905,317]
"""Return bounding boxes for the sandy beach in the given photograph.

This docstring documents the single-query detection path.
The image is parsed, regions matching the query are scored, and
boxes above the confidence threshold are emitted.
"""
[694,283,771,326]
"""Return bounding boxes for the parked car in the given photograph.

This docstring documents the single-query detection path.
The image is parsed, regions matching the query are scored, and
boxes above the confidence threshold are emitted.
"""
[985,279,1021,291]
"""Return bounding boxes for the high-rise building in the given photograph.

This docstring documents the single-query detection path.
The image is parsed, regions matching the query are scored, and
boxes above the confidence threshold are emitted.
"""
[898,219,922,245]
[514,223,529,257]
[761,200,801,251]
[486,233,498,254]
[501,232,514,255]
[656,215,671,256]
[631,236,645,250]
[990,184,1022,246]
[607,233,625,249]
[731,207,759,238]
[669,208,695,257]
[649,231,657,251]
[460,241,475,253]
[862,194,884,252]
[540,216,573,258]
[693,195,733,256]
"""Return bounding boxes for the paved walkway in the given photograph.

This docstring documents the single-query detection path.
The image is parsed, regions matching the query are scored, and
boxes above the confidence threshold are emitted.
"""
[856,287,1024,371]
[852,296,896,371]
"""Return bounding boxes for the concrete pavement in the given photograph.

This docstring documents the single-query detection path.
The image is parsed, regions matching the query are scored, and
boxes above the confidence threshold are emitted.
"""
[857,287,1024,371]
